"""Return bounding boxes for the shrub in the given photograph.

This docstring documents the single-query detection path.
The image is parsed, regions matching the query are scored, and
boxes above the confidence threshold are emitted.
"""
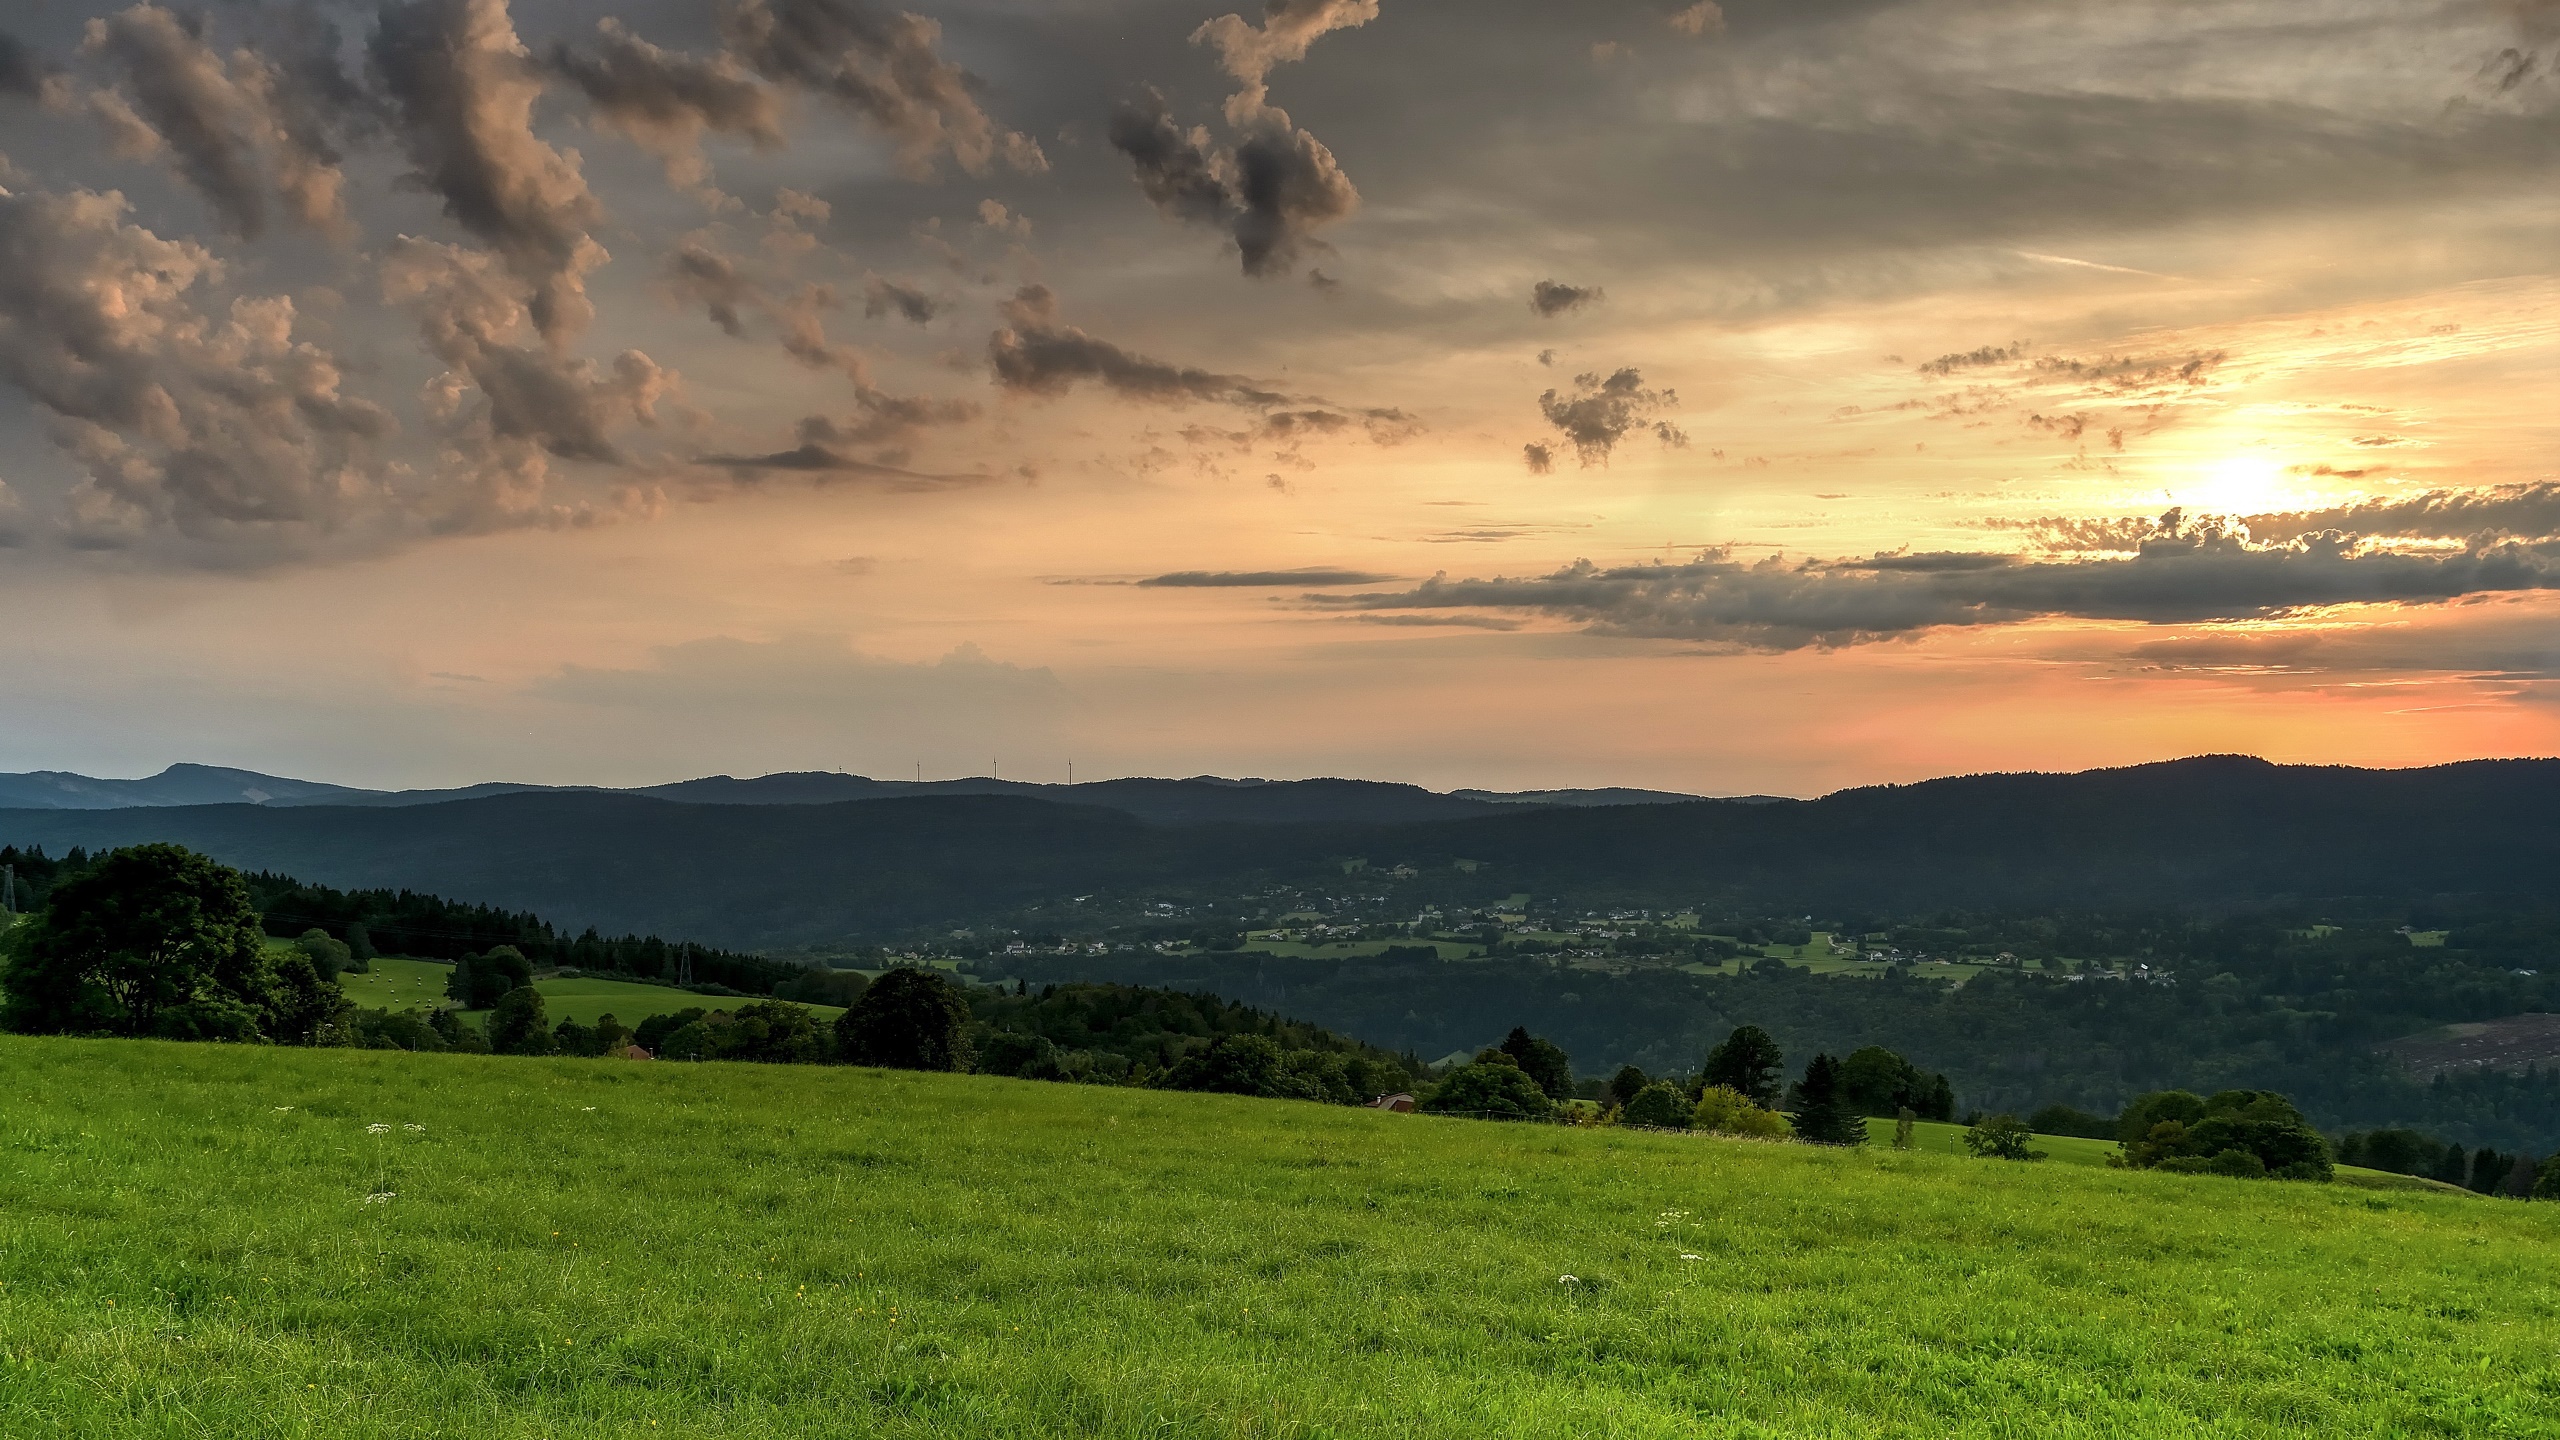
[1691,1085,1792,1139]
[1620,1081,1691,1130]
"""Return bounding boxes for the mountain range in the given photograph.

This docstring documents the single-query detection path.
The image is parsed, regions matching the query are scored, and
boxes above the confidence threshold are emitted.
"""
[0,764,1721,827]
[2,755,2553,947]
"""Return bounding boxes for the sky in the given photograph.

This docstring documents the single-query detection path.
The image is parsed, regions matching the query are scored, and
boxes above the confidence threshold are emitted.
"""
[0,0,2556,797]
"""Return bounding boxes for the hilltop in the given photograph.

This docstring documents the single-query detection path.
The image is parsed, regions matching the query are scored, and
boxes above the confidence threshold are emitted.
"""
[2,1036,2550,1438]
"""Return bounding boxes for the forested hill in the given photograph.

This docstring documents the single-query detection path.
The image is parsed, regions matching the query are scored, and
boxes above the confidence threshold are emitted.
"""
[1,756,2554,946]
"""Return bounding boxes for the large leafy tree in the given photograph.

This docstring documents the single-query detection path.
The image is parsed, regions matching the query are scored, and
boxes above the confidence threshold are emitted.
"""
[1420,1059,1554,1121]
[836,967,974,1070]
[1703,1025,1785,1107]
[0,843,336,1042]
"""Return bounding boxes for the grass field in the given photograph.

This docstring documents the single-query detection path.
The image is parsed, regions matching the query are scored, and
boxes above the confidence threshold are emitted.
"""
[1236,938,1483,960]
[333,956,844,1028]
[1861,1117,2465,1192]
[5,1038,2557,1437]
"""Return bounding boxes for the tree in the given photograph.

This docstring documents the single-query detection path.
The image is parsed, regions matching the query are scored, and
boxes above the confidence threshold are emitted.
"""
[1894,1106,1916,1150]
[1841,1046,1919,1117]
[1498,1026,1573,1100]
[294,928,353,982]
[721,1000,829,1063]
[1692,1085,1791,1139]
[2534,1154,2560,1200]
[1790,1053,1865,1146]
[1621,1080,1691,1129]
[1964,1114,2042,1161]
[487,986,555,1056]
[2469,1147,2508,1194]
[634,1008,708,1054]
[836,967,974,1070]
[1607,1064,1651,1107]
[1420,1060,1554,1121]
[2027,1104,2115,1141]
[1702,1025,1784,1107]
[448,946,533,1010]
[343,921,376,968]
[776,966,872,1008]
[2119,1090,2331,1180]
[2502,1153,2538,1199]
[0,843,308,1042]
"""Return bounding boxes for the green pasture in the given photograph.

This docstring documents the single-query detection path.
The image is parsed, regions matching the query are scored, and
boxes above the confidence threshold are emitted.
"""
[1236,938,1483,960]
[4,1037,2556,1438]
[1867,1117,2468,1193]
[331,955,841,1028]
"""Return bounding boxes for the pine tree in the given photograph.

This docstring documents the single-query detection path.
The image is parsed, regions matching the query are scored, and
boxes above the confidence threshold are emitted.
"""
[1792,1053,1865,1146]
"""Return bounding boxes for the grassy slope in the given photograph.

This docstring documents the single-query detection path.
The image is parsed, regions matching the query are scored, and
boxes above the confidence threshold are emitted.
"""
[333,956,843,1028]
[1862,1117,2463,1193]
[5,1040,2557,1438]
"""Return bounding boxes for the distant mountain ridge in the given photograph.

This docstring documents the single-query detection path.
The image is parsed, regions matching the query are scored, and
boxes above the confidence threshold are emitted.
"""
[1,755,2554,947]
[0,764,1714,826]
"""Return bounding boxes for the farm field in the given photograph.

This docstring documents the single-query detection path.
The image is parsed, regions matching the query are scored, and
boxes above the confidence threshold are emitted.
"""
[1235,937,1483,960]
[332,956,841,1028]
[4,1038,2557,1438]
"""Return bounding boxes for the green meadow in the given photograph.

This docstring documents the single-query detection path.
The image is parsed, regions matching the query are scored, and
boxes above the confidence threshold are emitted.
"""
[5,1038,2557,1438]
[333,955,844,1029]
[1863,1117,2463,1193]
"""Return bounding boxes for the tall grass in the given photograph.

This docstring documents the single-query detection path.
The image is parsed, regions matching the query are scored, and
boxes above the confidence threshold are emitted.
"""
[2,1036,2554,1437]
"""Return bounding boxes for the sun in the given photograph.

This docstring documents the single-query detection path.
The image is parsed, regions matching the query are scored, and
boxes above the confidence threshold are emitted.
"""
[2178,454,2296,519]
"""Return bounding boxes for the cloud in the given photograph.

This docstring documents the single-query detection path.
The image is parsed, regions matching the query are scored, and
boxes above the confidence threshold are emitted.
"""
[1179,406,1421,450]
[1109,86,1359,279]
[378,238,674,535]
[1537,367,1686,465]
[533,634,1065,726]
[1138,567,1396,588]
[1308,528,2560,650]
[1522,441,1554,474]
[80,4,353,240]
[370,0,607,342]
[1668,3,1725,37]
[0,31,50,99]
[545,17,782,193]
[1917,342,2026,376]
[2240,483,2560,544]
[0,185,393,549]
[988,285,1285,405]
[863,275,939,325]
[1193,1,1381,119]
[1529,280,1601,317]
[721,0,1045,179]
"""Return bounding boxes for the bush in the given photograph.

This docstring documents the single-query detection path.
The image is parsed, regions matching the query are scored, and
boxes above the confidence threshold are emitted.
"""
[295,929,354,982]
[1421,1061,1555,1121]
[1692,1085,1792,1139]
[1964,1114,2043,1161]
[1620,1080,1691,1130]
[2119,1089,2331,1181]
[2027,1104,2115,1141]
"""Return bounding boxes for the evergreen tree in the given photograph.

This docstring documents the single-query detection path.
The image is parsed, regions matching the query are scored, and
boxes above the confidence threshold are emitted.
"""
[1498,1026,1573,1100]
[1607,1064,1651,1107]
[1791,1052,1865,1146]
[1702,1025,1785,1107]
[2470,1147,2508,1194]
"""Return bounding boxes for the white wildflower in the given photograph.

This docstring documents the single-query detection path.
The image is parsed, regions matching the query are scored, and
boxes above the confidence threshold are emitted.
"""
[271,1106,295,1113]
[365,1123,391,1134]
[580,1106,597,1113]
[364,1192,396,1205]
[1557,1274,1580,1285]
[1680,1253,1703,1261]
[404,1124,426,1133]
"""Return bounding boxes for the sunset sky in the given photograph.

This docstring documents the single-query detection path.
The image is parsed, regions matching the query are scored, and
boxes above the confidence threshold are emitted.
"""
[0,0,2555,796]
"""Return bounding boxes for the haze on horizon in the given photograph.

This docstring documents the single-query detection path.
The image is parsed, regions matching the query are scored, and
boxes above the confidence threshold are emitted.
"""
[0,0,2556,798]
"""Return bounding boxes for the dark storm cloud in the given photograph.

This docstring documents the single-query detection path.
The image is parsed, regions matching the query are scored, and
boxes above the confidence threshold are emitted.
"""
[1529,280,1601,317]
[1537,367,1686,465]
[1522,441,1554,474]
[988,285,1287,405]
[1307,529,2560,650]
[721,0,1045,178]
[370,0,606,341]
[1139,567,1395,587]
[545,17,782,191]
